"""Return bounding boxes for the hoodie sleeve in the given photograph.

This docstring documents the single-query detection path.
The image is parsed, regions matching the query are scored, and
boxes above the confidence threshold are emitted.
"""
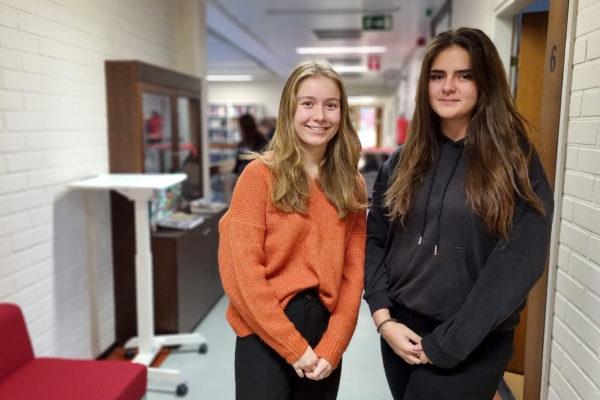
[363,149,401,314]
[421,153,554,368]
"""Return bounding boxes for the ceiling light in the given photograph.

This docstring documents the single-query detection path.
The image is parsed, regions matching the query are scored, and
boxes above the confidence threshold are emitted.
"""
[206,74,253,82]
[348,96,376,105]
[331,65,369,73]
[296,46,387,55]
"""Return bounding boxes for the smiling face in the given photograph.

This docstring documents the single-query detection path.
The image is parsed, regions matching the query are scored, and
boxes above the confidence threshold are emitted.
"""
[293,74,341,155]
[428,45,478,137]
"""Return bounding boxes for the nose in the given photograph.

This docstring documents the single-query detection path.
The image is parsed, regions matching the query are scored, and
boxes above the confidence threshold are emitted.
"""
[442,77,456,94]
[313,106,325,121]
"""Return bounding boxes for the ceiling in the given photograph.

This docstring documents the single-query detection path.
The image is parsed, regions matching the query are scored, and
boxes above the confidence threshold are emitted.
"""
[205,0,448,89]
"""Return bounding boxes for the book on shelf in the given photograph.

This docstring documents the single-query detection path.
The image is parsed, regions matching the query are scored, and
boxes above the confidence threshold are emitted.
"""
[156,212,205,230]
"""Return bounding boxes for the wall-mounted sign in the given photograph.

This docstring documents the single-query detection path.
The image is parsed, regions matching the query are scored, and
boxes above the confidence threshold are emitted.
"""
[362,14,393,31]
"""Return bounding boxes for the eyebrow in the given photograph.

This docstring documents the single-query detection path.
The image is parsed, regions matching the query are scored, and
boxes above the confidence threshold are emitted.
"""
[430,69,472,74]
[297,95,341,102]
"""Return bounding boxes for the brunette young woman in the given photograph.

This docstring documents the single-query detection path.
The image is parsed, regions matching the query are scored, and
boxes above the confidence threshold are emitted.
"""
[364,27,553,400]
[219,61,367,400]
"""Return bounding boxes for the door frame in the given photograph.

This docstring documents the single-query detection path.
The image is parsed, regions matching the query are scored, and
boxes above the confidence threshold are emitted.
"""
[492,0,576,398]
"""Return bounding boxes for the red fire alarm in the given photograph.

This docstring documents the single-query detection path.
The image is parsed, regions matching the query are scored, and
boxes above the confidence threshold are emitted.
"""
[367,54,381,71]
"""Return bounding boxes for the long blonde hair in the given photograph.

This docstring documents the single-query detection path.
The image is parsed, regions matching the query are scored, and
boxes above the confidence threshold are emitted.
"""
[256,61,366,218]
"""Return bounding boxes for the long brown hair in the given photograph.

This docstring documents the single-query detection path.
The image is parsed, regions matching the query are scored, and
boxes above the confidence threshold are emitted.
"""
[255,61,366,218]
[385,27,545,238]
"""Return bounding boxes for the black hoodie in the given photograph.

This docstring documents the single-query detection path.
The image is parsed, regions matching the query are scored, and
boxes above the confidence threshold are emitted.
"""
[363,136,554,368]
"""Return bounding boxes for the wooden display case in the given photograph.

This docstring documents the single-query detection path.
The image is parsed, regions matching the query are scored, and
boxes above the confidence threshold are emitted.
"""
[105,60,224,343]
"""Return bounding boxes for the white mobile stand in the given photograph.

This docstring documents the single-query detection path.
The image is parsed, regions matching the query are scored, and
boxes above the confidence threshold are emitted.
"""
[70,173,207,397]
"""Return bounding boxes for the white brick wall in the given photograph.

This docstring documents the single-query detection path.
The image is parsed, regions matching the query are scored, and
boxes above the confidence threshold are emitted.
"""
[549,0,600,398]
[0,0,186,358]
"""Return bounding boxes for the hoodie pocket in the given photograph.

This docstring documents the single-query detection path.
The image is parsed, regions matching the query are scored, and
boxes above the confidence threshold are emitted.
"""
[387,236,473,321]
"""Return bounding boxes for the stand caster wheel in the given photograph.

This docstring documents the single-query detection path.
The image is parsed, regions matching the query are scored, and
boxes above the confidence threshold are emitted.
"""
[176,383,188,397]
[199,343,208,354]
[124,348,136,359]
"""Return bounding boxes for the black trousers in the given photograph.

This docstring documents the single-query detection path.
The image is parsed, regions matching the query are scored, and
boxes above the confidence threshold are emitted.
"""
[381,304,514,400]
[235,290,342,400]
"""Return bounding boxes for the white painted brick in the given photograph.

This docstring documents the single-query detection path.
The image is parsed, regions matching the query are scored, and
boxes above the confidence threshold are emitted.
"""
[550,364,581,400]
[587,29,600,61]
[560,221,590,255]
[0,48,20,69]
[53,23,89,47]
[590,235,600,265]
[579,0,600,10]
[0,90,22,110]
[581,91,600,117]
[578,148,600,175]
[35,1,73,26]
[21,54,98,83]
[559,345,598,400]
[547,387,561,400]
[38,37,99,66]
[576,1,600,36]
[0,0,36,14]
[582,290,600,328]
[570,92,583,117]
[24,132,64,151]
[0,236,10,257]
[21,293,53,326]
[556,269,586,306]
[573,202,600,235]
[574,39,587,64]
[0,275,16,297]
[572,61,600,91]
[594,178,600,204]
[0,246,33,279]
[28,240,52,263]
[7,152,45,172]
[12,223,51,251]
[4,112,45,131]
[565,301,600,353]
[567,121,599,144]
[558,245,571,270]
[0,156,6,174]
[570,253,600,295]
[0,172,27,194]
[562,197,575,221]
[0,26,38,53]
[565,172,596,200]
[28,205,52,226]
[566,146,578,170]
[1,71,53,93]
[0,210,29,236]
[8,189,47,212]
[27,168,63,188]
[15,258,52,289]
[24,93,85,113]
[0,133,25,153]
[555,293,568,320]
[18,12,54,37]
[0,5,18,28]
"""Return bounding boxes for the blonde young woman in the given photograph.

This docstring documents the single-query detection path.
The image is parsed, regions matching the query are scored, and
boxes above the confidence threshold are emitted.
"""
[218,61,367,400]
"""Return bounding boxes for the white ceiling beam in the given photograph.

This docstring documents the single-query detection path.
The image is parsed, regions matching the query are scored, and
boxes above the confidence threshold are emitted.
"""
[206,1,292,78]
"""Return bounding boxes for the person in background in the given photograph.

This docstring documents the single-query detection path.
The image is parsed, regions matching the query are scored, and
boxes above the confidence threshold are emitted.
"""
[233,113,268,175]
[364,27,553,399]
[218,61,367,400]
[258,116,277,141]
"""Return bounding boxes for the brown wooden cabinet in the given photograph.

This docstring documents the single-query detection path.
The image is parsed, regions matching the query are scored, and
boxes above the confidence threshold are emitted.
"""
[105,61,224,344]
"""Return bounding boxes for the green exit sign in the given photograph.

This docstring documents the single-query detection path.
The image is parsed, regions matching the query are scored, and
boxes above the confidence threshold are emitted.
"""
[362,14,393,31]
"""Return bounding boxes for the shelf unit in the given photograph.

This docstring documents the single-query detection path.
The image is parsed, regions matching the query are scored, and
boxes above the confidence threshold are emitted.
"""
[207,102,265,203]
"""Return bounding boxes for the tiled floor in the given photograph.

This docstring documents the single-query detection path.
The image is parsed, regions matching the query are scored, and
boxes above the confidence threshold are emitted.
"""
[146,296,392,399]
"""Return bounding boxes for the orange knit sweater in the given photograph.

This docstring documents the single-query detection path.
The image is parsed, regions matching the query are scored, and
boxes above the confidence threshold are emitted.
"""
[218,160,366,368]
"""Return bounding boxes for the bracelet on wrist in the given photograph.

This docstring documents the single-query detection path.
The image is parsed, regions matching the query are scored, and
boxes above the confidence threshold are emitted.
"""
[376,318,398,334]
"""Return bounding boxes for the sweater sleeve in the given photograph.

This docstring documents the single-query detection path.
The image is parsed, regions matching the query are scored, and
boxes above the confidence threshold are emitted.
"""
[421,155,554,368]
[314,209,366,368]
[219,161,308,364]
[363,153,397,314]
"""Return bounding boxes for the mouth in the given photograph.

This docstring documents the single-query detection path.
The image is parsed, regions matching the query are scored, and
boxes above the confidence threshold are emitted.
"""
[306,125,329,131]
[438,98,459,104]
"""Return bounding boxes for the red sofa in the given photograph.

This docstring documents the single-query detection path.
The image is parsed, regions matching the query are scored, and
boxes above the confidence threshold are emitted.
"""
[0,303,147,400]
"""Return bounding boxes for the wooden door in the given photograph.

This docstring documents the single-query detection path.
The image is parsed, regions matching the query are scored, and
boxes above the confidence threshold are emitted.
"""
[508,10,549,375]
[523,0,569,399]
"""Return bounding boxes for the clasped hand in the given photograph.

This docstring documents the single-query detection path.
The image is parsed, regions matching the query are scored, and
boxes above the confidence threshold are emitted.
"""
[292,346,332,380]
[381,321,431,365]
